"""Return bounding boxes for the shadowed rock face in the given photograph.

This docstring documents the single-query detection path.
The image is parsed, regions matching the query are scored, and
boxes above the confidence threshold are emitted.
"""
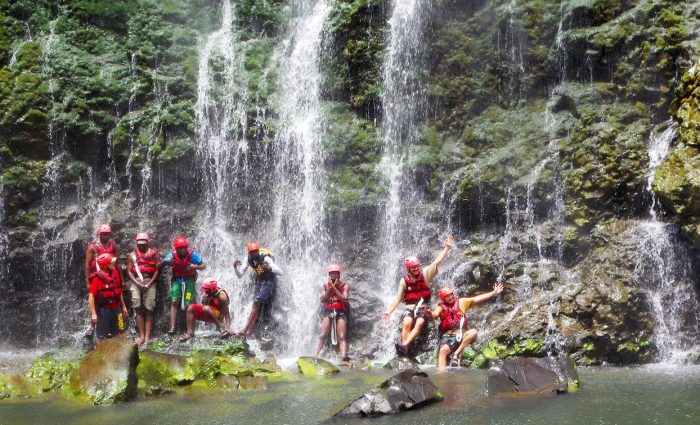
[487,356,579,396]
[68,337,139,405]
[333,369,441,417]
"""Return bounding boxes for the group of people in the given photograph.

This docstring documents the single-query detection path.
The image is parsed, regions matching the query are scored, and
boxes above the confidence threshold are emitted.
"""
[84,225,504,368]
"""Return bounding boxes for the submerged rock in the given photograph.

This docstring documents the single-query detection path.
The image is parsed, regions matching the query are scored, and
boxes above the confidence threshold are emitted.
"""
[382,356,420,371]
[67,337,139,404]
[137,350,195,388]
[0,374,42,399]
[297,357,340,377]
[486,356,579,396]
[333,369,441,417]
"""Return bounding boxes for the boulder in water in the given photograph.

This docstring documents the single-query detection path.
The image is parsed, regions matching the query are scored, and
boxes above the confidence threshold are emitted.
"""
[0,374,42,399]
[486,356,579,396]
[137,350,195,388]
[24,354,76,392]
[297,357,340,377]
[239,375,268,390]
[382,356,420,371]
[68,337,139,404]
[333,369,441,417]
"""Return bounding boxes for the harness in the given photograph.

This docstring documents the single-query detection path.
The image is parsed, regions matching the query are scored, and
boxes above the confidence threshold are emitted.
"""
[89,240,117,272]
[171,249,197,279]
[403,272,431,304]
[438,301,465,333]
[247,249,275,282]
[91,269,122,308]
[131,248,158,276]
[322,281,347,310]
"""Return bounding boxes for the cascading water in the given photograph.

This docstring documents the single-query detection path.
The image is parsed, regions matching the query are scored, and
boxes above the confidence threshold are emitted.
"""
[374,0,431,360]
[270,0,331,355]
[633,121,700,362]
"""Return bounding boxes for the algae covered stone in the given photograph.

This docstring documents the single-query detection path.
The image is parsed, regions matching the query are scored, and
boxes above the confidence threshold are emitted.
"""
[68,337,139,404]
[297,356,340,376]
[137,350,194,388]
[24,354,76,392]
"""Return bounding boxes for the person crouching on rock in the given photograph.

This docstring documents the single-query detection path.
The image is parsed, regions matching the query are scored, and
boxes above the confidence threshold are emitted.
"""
[126,232,160,346]
[180,278,232,342]
[431,282,504,369]
[88,253,128,345]
[159,236,207,335]
[314,264,350,361]
[381,234,454,356]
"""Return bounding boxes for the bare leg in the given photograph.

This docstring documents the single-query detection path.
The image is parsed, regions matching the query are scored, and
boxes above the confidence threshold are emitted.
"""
[169,302,178,333]
[314,316,331,357]
[401,316,414,344]
[240,302,261,336]
[437,344,452,370]
[452,329,478,361]
[403,317,426,348]
[144,310,153,344]
[135,309,145,345]
[337,318,348,359]
[185,305,196,335]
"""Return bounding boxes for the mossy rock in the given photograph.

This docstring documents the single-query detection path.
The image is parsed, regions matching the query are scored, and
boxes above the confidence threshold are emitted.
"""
[24,354,76,392]
[297,357,340,377]
[0,373,42,399]
[67,337,139,405]
[136,350,194,388]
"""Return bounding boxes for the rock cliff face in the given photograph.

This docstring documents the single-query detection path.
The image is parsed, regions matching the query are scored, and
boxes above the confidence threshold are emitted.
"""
[0,0,698,365]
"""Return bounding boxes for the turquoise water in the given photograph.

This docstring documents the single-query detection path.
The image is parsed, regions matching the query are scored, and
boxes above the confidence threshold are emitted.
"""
[1,366,698,424]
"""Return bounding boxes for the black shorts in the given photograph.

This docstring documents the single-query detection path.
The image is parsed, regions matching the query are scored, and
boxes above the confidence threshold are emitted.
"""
[96,306,124,340]
[254,279,276,304]
[402,305,429,320]
[439,333,461,352]
[322,308,347,322]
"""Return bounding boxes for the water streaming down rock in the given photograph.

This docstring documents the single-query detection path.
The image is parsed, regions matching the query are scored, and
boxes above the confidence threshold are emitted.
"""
[633,122,700,362]
[373,0,432,360]
[270,0,331,355]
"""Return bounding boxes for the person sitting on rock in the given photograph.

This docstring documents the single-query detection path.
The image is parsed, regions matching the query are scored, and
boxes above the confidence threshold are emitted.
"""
[431,282,504,369]
[159,236,206,335]
[233,242,283,337]
[126,232,160,345]
[381,235,454,356]
[314,264,350,361]
[84,224,119,337]
[88,253,128,345]
[180,278,232,342]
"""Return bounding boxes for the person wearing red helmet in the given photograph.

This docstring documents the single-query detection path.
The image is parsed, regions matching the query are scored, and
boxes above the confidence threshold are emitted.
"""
[431,282,504,369]
[84,224,119,337]
[180,278,232,342]
[160,236,206,335]
[88,253,128,345]
[314,264,350,361]
[233,241,283,337]
[381,234,455,356]
[126,232,160,345]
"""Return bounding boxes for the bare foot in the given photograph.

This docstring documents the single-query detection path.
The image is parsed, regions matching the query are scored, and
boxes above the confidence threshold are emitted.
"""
[135,337,145,346]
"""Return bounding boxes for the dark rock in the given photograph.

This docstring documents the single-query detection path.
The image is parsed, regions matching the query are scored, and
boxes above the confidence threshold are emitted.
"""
[67,337,139,404]
[382,356,420,371]
[333,369,441,417]
[487,356,579,396]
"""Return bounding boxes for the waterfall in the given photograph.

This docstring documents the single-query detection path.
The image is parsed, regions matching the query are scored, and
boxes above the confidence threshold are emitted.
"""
[373,0,431,360]
[270,0,331,355]
[633,121,700,362]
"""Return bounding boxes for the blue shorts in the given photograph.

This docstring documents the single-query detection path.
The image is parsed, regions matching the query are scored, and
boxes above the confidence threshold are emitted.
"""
[254,280,276,304]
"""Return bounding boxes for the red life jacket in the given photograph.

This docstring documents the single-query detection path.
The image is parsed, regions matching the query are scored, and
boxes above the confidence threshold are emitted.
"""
[171,249,197,279]
[88,240,118,272]
[205,289,225,311]
[131,248,158,276]
[403,273,431,304]
[438,301,465,333]
[322,281,347,310]
[91,269,122,308]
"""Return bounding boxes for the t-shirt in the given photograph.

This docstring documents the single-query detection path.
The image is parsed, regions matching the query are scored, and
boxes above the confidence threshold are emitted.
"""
[163,251,203,282]
[458,297,475,313]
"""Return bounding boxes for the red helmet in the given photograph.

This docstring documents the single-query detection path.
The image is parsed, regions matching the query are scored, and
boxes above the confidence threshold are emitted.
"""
[404,256,421,271]
[97,224,112,235]
[247,242,260,252]
[96,253,115,268]
[200,278,218,293]
[135,232,150,244]
[173,236,188,249]
[328,264,341,275]
[438,287,454,301]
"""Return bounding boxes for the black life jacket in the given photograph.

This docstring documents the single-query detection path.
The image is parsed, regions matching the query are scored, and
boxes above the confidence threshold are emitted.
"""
[171,249,197,279]
[403,272,431,304]
[438,301,465,333]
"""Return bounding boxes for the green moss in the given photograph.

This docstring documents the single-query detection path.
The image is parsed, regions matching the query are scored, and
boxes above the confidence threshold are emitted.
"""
[24,354,76,392]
